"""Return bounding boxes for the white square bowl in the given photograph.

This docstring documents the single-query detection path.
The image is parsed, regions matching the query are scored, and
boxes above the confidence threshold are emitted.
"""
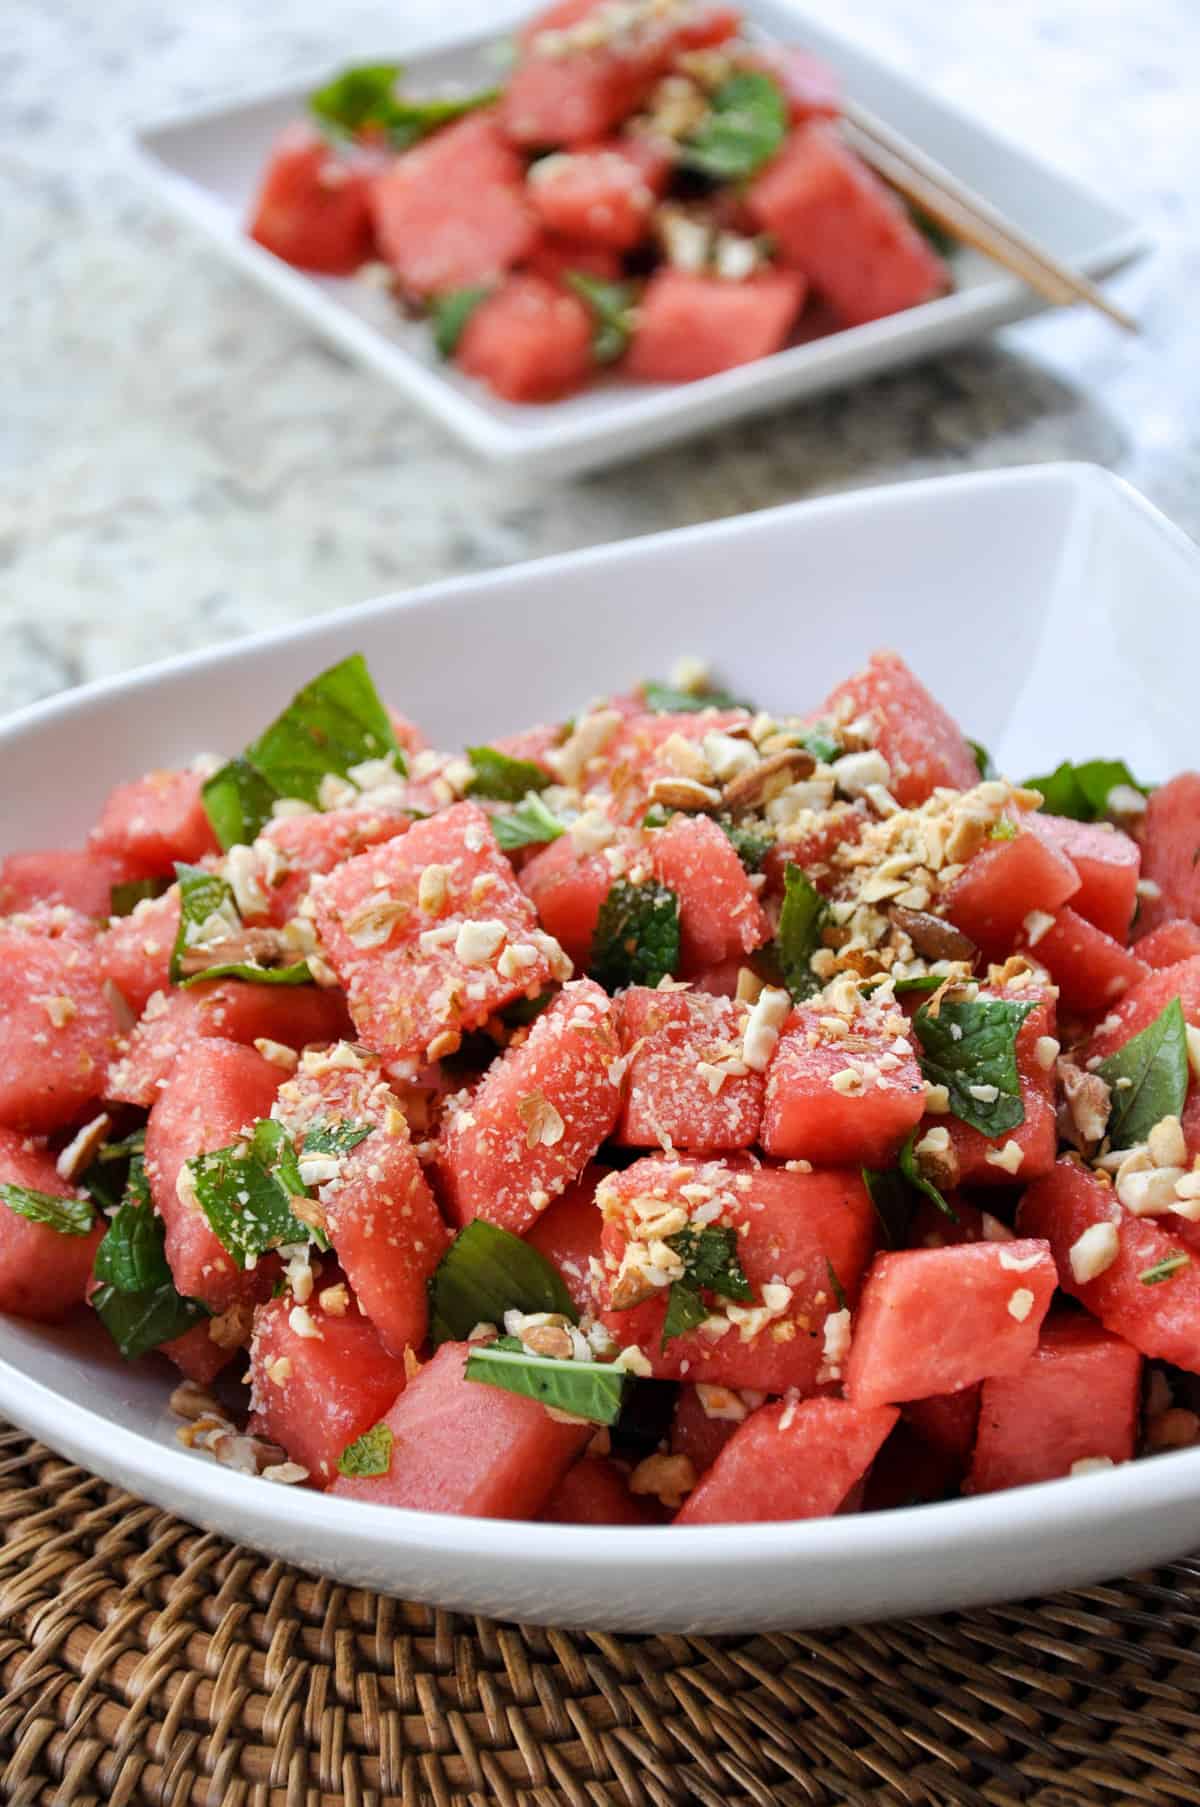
[129,5,1147,477]
[2,463,1198,1633]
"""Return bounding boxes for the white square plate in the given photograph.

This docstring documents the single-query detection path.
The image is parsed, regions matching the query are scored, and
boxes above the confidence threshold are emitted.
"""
[130,5,1147,477]
[2,464,1199,1632]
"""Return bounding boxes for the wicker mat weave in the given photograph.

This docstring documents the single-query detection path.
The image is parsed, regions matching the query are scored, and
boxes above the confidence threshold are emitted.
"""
[2,1428,1200,1807]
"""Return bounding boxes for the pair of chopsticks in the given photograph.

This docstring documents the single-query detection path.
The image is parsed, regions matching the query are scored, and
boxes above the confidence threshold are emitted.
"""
[839,99,1138,333]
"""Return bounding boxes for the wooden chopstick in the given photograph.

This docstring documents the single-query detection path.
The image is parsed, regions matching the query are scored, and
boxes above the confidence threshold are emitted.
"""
[839,99,1138,333]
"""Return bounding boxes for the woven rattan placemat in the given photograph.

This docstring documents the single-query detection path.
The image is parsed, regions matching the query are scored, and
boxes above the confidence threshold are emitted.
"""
[2,1425,1198,1807]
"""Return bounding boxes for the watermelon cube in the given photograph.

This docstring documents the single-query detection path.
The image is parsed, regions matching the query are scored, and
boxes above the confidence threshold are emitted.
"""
[1136,919,1200,969]
[675,1397,898,1524]
[943,829,1080,957]
[520,831,635,968]
[762,803,867,899]
[456,274,596,403]
[541,1456,662,1524]
[670,1383,751,1477]
[259,807,413,927]
[626,270,807,384]
[249,123,377,275]
[248,1290,410,1486]
[160,1319,237,1387]
[0,849,136,921]
[617,986,764,1151]
[330,1340,590,1516]
[747,124,947,326]
[909,1196,1012,1250]
[0,924,119,1133]
[845,1239,1057,1409]
[649,814,770,973]
[597,1157,877,1391]
[144,1037,284,1311]
[311,802,565,1066]
[523,1163,606,1315]
[271,1046,448,1355]
[1017,1159,1200,1372]
[89,768,219,877]
[527,144,662,250]
[903,1386,981,1468]
[1083,955,1200,1064]
[435,979,622,1234]
[0,1129,103,1323]
[940,988,1058,1188]
[1020,906,1148,1016]
[369,111,538,298]
[818,652,978,807]
[1026,813,1140,942]
[603,708,749,824]
[96,887,181,1015]
[861,1418,963,1511]
[1134,773,1200,935]
[967,1312,1141,1494]
[525,239,624,285]
[105,980,350,1109]
[761,1000,925,1167]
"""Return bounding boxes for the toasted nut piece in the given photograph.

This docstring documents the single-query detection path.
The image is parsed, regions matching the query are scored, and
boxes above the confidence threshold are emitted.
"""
[888,906,977,965]
[1057,1059,1112,1151]
[721,748,815,812]
[522,1324,575,1360]
[647,775,721,811]
[609,1266,663,1311]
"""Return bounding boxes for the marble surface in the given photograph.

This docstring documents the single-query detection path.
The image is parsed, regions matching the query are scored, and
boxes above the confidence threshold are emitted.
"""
[1,0,1196,718]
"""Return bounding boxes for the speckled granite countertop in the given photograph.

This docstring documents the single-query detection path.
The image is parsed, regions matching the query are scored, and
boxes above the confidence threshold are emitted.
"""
[1,0,1196,718]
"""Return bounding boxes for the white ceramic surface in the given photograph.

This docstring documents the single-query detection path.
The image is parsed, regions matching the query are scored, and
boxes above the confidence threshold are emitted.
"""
[129,4,1147,477]
[3,464,1199,1633]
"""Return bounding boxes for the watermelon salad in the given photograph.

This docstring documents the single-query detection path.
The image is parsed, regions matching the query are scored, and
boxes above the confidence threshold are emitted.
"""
[246,0,952,401]
[3,646,1200,1528]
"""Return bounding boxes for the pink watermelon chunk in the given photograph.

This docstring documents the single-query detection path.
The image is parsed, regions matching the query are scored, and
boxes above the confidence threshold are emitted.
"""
[747,123,948,326]
[818,652,978,807]
[1136,918,1200,969]
[525,238,624,285]
[370,111,538,298]
[249,123,378,275]
[1026,813,1140,942]
[1083,956,1200,1063]
[330,1341,590,1516]
[1018,1159,1200,1371]
[943,828,1080,958]
[902,1386,981,1469]
[1019,906,1148,1016]
[1134,773,1200,934]
[89,768,219,877]
[259,807,413,927]
[649,814,770,973]
[526,143,662,249]
[597,1157,877,1391]
[670,1384,743,1477]
[0,850,137,921]
[248,1289,410,1487]
[617,986,764,1151]
[520,831,637,967]
[96,887,181,1015]
[144,1037,284,1311]
[105,980,350,1109]
[160,1318,237,1387]
[523,1163,606,1315]
[456,273,596,403]
[311,802,564,1065]
[967,1312,1141,1494]
[541,1456,662,1524]
[675,1397,897,1524]
[0,1129,104,1323]
[761,1001,924,1167]
[271,1047,448,1356]
[0,923,119,1133]
[845,1239,1057,1409]
[435,980,622,1234]
[626,270,807,384]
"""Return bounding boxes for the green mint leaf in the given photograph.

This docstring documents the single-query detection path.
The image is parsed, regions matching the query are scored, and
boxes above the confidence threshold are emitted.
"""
[202,757,279,852]
[301,1120,374,1157]
[244,654,402,809]
[891,975,945,996]
[1139,1251,1190,1286]
[564,271,637,365]
[861,1166,913,1249]
[309,62,496,149]
[666,1225,752,1300]
[642,803,671,829]
[898,1130,958,1220]
[464,1345,630,1425]
[380,88,499,151]
[187,1143,313,1268]
[432,285,491,358]
[590,878,680,991]
[0,1184,94,1237]
[493,793,567,851]
[825,1257,847,1312]
[109,876,171,917]
[427,1218,577,1346]
[181,959,313,989]
[80,1132,147,1216]
[94,1179,168,1293]
[913,996,1036,1136]
[777,864,825,1001]
[465,745,551,803]
[661,1280,708,1349]
[968,739,994,780]
[92,1278,208,1360]
[1097,997,1189,1151]
[92,1185,208,1359]
[171,864,239,984]
[640,680,750,714]
[716,812,773,872]
[337,1421,394,1477]
[1023,758,1149,823]
[679,70,788,181]
[795,726,841,765]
